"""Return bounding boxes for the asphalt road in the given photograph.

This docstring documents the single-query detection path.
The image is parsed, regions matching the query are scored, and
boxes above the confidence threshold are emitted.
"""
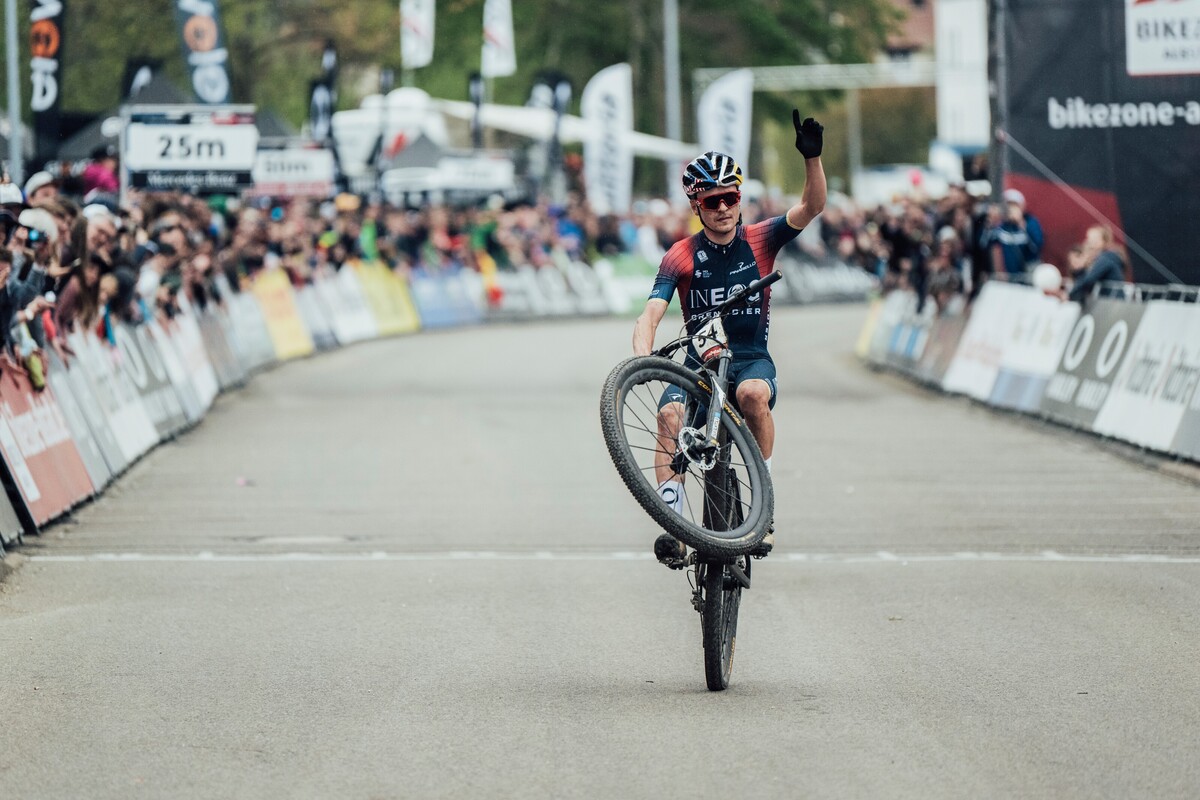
[1,304,1198,799]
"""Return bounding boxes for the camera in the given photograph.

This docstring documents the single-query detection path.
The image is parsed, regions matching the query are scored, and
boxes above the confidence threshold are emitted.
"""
[27,227,43,244]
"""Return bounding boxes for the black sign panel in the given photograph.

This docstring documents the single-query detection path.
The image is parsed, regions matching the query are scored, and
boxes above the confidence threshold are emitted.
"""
[29,0,65,165]
[1004,0,1200,285]
[1038,298,1147,430]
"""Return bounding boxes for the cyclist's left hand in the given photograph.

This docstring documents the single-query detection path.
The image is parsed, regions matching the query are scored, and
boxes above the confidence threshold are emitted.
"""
[793,110,823,159]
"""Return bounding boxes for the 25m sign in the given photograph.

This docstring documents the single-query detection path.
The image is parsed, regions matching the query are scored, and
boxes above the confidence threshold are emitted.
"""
[125,123,258,171]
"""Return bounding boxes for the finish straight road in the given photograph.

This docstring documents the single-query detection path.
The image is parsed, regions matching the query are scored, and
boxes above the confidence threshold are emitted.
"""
[1,304,1198,799]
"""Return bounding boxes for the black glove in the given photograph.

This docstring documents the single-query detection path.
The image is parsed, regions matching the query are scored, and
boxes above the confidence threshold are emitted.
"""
[793,110,823,159]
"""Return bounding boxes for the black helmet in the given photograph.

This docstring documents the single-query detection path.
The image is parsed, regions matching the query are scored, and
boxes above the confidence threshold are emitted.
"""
[681,151,743,197]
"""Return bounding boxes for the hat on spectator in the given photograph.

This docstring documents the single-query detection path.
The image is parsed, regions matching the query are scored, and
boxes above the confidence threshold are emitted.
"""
[18,207,58,244]
[0,182,25,207]
[1002,188,1026,207]
[82,203,117,225]
[23,170,56,198]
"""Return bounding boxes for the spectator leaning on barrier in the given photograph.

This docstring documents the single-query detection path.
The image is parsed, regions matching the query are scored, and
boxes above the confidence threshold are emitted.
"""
[983,188,1044,281]
[1068,224,1127,305]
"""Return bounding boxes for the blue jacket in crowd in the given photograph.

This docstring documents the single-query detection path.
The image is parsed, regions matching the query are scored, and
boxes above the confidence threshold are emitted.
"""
[984,215,1044,277]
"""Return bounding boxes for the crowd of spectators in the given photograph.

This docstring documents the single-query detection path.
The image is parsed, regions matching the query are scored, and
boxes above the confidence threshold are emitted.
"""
[0,150,1135,391]
[805,182,1132,316]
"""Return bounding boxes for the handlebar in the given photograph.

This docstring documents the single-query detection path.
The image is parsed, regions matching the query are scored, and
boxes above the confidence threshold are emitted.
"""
[714,270,783,314]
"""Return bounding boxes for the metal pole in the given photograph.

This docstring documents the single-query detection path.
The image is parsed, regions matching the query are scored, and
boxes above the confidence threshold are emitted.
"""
[847,88,862,200]
[5,0,24,185]
[663,0,682,194]
[993,0,1009,200]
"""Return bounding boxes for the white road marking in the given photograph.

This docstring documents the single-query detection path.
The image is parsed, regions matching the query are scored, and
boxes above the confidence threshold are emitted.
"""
[23,550,1200,565]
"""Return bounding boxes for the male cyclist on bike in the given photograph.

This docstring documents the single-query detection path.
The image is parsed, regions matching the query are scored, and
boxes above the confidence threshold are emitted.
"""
[631,111,826,563]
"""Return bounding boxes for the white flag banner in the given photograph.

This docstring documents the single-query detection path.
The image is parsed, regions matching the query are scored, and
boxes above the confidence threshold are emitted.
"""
[481,0,517,78]
[697,69,753,168]
[581,63,634,216]
[401,0,435,69]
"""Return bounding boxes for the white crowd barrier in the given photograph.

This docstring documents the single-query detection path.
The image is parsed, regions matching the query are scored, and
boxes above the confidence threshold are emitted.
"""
[858,282,1200,464]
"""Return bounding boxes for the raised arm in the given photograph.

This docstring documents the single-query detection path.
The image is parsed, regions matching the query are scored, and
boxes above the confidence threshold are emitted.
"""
[784,111,828,232]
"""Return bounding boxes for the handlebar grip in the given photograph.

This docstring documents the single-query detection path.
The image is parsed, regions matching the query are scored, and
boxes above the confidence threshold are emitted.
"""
[715,270,783,313]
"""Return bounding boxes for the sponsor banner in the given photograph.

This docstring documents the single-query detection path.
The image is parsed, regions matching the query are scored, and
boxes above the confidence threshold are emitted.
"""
[855,299,884,360]
[941,282,1033,400]
[884,310,934,375]
[0,484,23,546]
[351,260,421,336]
[29,0,66,165]
[294,286,339,350]
[125,106,259,194]
[250,148,336,198]
[401,0,435,70]
[559,260,613,316]
[409,270,461,329]
[914,315,969,387]
[227,291,279,372]
[68,332,159,464]
[168,304,221,411]
[866,290,916,366]
[581,63,634,216]
[197,309,247,390]
[309,41,337,144]
[1004,1,1200,284]
[481,0,516,78]
[144,320,204,424]
[0,369,94,527]
[1093,301,1200,451]
[988,295,1081,412]
[113,323,189,438]
[251,269,317,360]
[534,264,579,316]
[1126,0,1200,77]
[51,351,128,478]
[174,0,231,104]
[1039,299,1146,430]
[44,352,112,493]
[317,268,378,344]
[1171,362,1200,460]
[697,69,753,170]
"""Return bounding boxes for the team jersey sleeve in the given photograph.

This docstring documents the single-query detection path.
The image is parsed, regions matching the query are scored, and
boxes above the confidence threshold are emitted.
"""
[744,216,802,266]
[648,241,692,303]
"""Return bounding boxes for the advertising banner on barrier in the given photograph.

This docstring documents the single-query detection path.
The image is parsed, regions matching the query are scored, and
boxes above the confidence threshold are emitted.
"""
[114,323,190,438]
[1038,299,1146,430]
[197,310,247,390]
[866,291,915,366]
[0,484,23,546]
[294,286,338,350]
[54,352,129,476]
[69,332,159,464]
[988,295,1081,412]
[914,315,968,387]
[351,261,421,335]
[251,269,316,360]
[1092,302,1200,451]
[1171,361,1200,461]
[408,269,460,329]
[0,370,94,527]
[559,260,612,317]
[323,267,379,344]
[884,309,933,375]
[942,282,1030,400]
[45,352,112,492]
[226,291,278,373]
[144,320,204,424]
[168,308,221,412]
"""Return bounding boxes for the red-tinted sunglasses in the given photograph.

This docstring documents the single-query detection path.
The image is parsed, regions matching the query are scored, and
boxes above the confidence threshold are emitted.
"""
[698,190,741,210]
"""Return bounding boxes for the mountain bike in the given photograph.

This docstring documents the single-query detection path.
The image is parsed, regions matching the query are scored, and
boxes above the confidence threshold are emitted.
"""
[600,270,779,690]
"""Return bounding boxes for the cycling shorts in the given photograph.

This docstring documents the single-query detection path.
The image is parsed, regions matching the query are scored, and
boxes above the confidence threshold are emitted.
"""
[657,357,777,413]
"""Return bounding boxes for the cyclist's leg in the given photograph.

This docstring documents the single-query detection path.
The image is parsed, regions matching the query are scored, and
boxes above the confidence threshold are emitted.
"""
[731,359,777,461]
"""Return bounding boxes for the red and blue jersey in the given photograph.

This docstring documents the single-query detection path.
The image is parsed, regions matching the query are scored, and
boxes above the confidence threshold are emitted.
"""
[648,216,802,359]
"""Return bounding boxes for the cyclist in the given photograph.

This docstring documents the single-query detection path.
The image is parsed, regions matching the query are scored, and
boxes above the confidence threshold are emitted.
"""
[631,110,826,563]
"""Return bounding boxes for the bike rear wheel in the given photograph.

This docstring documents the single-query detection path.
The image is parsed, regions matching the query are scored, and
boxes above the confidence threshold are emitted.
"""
[701,558,744,691]
[600,356,772,556]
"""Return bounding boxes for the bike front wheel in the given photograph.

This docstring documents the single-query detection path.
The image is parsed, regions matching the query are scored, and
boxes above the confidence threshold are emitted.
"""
[701,559,744,691]
[600,356,772,556]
